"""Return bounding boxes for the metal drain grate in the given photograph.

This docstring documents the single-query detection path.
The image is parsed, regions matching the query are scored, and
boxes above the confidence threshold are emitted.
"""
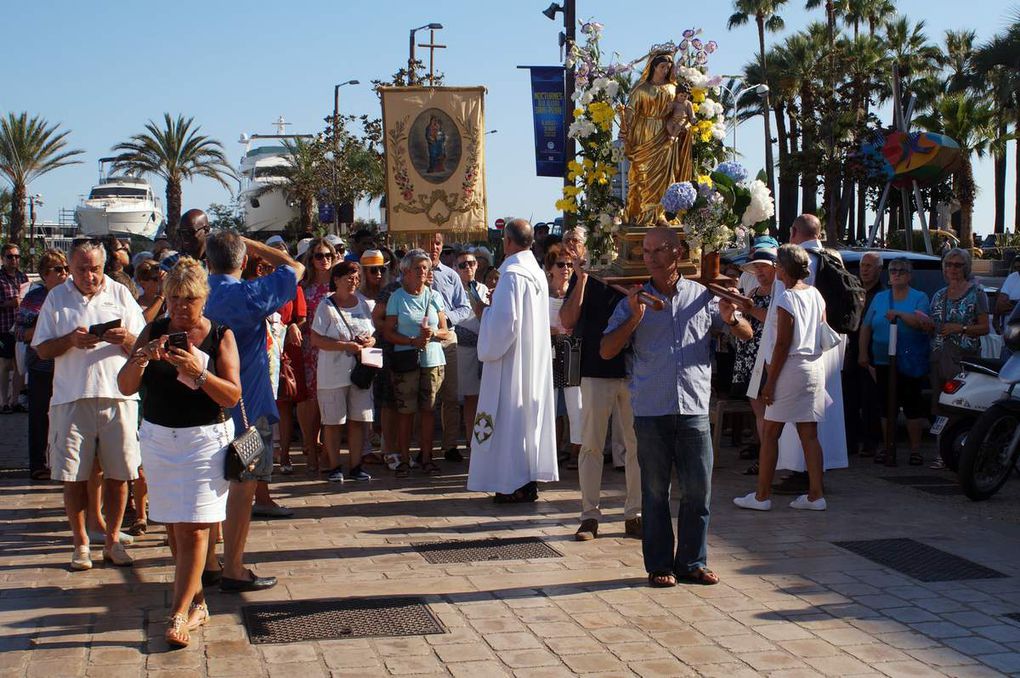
[915,485,963,495]
[413,536,562,564]
[882,475,958,486]
[833,538,1007,582]
[242,597,446,644]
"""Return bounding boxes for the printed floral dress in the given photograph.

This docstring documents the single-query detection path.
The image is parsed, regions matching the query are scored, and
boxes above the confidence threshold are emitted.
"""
[732,287,772,392]
[301,282,331,394]
[930,284,988,355]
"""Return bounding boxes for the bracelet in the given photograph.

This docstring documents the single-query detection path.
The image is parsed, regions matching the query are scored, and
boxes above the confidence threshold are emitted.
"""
[194,369,209,388]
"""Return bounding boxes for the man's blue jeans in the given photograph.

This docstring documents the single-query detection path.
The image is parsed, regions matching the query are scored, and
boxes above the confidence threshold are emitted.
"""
[634,414,713,576]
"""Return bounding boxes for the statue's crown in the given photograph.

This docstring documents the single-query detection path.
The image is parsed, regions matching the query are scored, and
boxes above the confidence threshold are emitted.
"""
[648,42,678,58]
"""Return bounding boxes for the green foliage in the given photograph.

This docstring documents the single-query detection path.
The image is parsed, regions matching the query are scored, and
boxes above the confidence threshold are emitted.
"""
[207,202,245,232]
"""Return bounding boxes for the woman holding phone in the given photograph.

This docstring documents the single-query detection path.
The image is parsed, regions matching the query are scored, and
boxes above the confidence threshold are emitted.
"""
[118,257,242,648]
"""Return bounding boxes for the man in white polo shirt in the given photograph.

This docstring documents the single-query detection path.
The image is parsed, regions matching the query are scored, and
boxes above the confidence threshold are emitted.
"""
[32,240,146,571]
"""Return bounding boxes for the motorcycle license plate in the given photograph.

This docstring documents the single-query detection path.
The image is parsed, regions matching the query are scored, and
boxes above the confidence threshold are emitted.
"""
[930,416,949,436]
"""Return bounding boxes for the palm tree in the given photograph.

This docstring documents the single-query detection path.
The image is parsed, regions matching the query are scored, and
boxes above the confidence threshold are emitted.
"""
[0,112,84,243]
[916,93,995,246]
[252,137,321,233]
[728,0,789,209]
[884,17,941,96]
[111,114,235,239]
[975,18,1020,230]
[0,188,10,239]
[861,0,897,36]
[942,30,978,93]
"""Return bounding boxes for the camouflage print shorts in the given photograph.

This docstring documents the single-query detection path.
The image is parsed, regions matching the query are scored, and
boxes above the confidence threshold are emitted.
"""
[393,366,445,414]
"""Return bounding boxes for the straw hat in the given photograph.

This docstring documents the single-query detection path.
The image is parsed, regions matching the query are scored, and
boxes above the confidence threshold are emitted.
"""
[360,249,385,267]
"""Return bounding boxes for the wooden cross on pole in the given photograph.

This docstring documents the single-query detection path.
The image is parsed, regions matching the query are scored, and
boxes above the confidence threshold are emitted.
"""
[417,29,446,87]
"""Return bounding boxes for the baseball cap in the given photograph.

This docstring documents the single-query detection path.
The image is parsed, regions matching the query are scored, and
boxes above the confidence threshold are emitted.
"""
[325,234,345,251]
[266,235,287,250]
[295,238,313,259]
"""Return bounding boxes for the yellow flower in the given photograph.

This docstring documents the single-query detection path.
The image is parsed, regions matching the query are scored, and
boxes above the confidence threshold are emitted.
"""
[587,101,616,131]
[697,174,713,188]
[692,88,706,103]
[573,108,585,119]
[691,103,700,114]
[567,160,584,173]
[555,198,578,213]
[562,185,582,197]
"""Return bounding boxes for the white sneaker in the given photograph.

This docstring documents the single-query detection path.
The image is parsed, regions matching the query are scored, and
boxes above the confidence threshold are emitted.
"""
[384,453,401,471]
[789,494,827,511]
[733,492,772,511]
[70,545,92,571]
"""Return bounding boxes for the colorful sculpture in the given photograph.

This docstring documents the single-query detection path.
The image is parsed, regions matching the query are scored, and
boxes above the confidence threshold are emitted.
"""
[860,130,962,188]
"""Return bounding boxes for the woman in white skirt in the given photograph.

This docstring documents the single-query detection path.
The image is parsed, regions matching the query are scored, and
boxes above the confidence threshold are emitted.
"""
[118,258,241,647]
[734,244,828,512]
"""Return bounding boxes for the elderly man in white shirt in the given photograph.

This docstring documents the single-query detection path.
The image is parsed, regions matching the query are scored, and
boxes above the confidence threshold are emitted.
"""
[32,241,146,571]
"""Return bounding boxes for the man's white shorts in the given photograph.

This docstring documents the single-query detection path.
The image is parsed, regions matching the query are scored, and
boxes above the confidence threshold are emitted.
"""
[48,398,141,482]
[318,386,373,426]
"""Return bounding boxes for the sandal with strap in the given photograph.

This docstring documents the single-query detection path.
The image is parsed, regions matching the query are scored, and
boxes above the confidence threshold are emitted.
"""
[678,567,720,586]
[394,462,411,478]
[165,613,190,647]
[648,572,677,588]
[421,461,441,476]
[187,602,209,630]
[127,519,147,536]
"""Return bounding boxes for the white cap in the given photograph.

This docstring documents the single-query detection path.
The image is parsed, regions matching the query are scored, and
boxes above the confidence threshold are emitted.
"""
[296,238,313,258]
[266,234,286,247]
[325,234,345,250]
[472,246,493,265]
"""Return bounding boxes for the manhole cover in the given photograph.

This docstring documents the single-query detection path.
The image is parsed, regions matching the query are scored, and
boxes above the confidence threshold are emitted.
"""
[242,597,446,644]
[915,485,963,495]
[833,538,1007,582]
[882,475,958,486]
[413,536,562,564]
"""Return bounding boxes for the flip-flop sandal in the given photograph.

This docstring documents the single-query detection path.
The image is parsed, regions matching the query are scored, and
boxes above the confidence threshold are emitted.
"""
[127,520,147,536]
[678,567,719,586]
[648,572,677,588]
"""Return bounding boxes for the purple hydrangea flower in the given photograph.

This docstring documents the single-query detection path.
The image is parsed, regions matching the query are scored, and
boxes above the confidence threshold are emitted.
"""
[683,29,695,39]
[692,38,703,50]
[661,182,698,213]
[706,40,718,53]
[715,161,749,183]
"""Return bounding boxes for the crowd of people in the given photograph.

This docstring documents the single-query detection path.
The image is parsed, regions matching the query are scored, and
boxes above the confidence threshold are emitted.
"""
[4,208,992,644]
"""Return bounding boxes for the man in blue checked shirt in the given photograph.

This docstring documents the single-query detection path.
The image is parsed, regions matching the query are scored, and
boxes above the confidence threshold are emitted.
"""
[427,232,473,462]
[601,227,740,589]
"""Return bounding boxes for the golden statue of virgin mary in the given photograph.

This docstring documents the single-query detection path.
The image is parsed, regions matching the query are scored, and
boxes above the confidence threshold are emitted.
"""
[621,50,694,225]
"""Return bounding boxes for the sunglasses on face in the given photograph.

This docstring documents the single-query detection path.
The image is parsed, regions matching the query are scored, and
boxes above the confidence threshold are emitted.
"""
[48,266,68,274]
[457,261,477,269]
[5,254,20,260]
[313,252,333,261]
[365,266,385,274]
[553,261,572,269]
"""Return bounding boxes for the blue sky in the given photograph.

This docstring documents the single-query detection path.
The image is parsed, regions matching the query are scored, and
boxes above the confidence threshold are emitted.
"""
[3,0,1017,236]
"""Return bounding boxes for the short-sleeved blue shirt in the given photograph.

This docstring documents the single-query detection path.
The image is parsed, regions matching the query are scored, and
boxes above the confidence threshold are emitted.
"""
[206,266,297,428]
[386,287,446,368]
[863,287,930,376]
[604,278,723,417]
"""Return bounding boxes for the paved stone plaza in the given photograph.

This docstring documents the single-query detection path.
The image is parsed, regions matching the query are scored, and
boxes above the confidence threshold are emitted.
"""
[2,410,1020,677]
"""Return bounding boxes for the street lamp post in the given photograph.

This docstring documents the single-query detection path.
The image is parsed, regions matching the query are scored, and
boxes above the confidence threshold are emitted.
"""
[542,1,576,228]
[720,80,769,160]
[409,23,443,85]
[332,80,359,235]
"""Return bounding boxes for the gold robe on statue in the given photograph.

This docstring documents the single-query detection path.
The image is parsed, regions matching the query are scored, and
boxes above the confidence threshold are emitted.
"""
[623,81,693,225]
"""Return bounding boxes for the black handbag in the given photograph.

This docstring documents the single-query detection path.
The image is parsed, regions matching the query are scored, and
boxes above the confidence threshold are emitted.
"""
[552,335,582,389]
[389,348,421,373]
[224,398,265,482]
[333,298,378,389]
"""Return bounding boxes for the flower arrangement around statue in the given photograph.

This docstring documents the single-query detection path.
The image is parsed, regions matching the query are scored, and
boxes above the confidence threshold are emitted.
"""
[557,22,730,267]
[661,162,775,254]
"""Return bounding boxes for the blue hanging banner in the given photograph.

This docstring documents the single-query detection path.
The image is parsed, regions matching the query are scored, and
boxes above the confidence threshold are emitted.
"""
[521,66,567,177]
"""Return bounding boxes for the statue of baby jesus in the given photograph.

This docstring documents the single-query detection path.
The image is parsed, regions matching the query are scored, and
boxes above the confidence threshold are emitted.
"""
[666,83,696,141]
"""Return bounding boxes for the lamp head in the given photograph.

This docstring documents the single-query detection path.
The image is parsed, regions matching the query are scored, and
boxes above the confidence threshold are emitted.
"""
[542,3,562,20]
[755,84,770,95]
[427,22,443,29]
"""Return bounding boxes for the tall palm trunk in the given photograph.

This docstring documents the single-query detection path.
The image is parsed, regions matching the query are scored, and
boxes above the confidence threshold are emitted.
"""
[775,102,798,234]
[10,183,26,243]
[958,158,976,246]
[993,124,1006,233]
[781,110,801,242]
[300,198,315,232]
[756,14,776,206]
[165,180,182,240]
[801,89,819,215]
[1015,123,1020,232]
[823,0,839,243]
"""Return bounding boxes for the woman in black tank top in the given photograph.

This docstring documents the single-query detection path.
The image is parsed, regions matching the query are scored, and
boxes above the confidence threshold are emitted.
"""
[117,258,241,648]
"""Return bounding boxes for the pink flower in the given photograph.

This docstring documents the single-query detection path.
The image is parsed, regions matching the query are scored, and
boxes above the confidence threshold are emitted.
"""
[706,41,718,53]
[682,29,695,39]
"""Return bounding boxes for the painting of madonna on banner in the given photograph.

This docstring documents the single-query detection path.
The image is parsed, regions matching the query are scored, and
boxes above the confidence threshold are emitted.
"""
[381,86,488,235]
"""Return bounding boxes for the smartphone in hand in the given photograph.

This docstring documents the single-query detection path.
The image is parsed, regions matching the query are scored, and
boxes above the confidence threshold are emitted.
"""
[88,318,122,337]
[166,332,189,351]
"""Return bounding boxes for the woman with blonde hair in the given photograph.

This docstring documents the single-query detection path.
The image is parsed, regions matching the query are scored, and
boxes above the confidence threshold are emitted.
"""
[118,258,242,647]
[297,237,339,472]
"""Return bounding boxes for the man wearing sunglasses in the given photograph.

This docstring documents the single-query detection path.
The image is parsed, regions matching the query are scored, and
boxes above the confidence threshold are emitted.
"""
[0,243,29,413]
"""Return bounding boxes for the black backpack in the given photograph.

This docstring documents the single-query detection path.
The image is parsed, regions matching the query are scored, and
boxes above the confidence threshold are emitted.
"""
[809,249,866,334]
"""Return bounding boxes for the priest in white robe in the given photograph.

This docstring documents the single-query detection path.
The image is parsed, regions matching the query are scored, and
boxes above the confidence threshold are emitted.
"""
[468,219,558,501]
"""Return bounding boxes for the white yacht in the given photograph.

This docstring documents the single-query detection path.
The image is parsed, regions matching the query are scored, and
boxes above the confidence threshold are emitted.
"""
[237,116,309,233]
[75,158,164,239]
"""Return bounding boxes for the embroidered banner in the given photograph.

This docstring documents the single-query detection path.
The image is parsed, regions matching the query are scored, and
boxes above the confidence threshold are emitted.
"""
[380,86,487,235]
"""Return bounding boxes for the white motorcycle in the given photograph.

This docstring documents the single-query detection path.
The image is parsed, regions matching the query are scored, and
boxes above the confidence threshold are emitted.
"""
[932,357,1007,472]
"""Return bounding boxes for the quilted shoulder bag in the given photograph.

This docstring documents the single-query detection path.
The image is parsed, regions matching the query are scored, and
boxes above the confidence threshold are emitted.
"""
[224,398,265,482]
[332,297,378,390]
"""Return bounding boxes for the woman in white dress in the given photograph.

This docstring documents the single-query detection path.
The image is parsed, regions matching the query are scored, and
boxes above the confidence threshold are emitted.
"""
[735,245,828,512]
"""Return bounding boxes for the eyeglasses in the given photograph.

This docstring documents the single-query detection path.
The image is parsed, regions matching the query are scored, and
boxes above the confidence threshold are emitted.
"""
[48,266,68,274]
[944,261,965,269]
[5,254,20,260]
[313,252,333,261]
[457,261,477,269]
[554,261,573,269]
